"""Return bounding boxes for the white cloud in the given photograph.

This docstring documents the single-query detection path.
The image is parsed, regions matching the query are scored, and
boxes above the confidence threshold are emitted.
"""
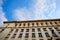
[13,0,57,20]
[0,0,7,26]
[33,0,56,19]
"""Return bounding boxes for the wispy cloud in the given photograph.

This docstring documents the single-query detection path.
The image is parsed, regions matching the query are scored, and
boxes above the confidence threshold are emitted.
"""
[0,0,7,25]
[13,0,57,21]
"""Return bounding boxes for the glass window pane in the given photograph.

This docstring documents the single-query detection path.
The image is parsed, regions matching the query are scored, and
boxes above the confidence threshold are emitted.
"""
[38,33,42,37]
[12,34,16,38]
[32,33,35,38]
[45,32,50,37]
[25,33,29,38]
[21,29,24,32]
[26,29,29,32]
[37,28,41,32]
[18,33,23,38]
[43,28,47,31]
[15,29,18,32]
[32,29,35,32]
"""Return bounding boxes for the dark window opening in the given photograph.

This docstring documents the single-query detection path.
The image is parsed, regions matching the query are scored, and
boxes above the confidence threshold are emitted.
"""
[21,29,24,32]
[5,34,10,38]
[32,29,35,32]
[26,29,29,32]
[38,33,42,37]
[11,34,16,38]
[36,23,39,26]
[54,22,57,24]
[0,29,4,33]
[18,33,23,38]
[49,28,53,31]
[28,23,30,27]
[15,29,18,32]
[37,28,41,32]
[19,24,21,26]
[41,23,43,25]
[32,33,35,38]
[51,30,58,37]
[32,23,34,26]
[45,32,50,37]
[25,33,29,38]
[9,29,13,33]
[43,28,47,31]
[23,23,25,26]
[15,23,17,26]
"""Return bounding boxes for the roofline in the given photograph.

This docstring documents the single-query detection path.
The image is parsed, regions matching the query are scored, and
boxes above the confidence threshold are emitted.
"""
[3,19,60,23]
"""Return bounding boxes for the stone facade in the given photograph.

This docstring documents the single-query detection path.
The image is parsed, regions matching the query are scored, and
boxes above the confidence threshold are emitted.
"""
[0,19,60,40]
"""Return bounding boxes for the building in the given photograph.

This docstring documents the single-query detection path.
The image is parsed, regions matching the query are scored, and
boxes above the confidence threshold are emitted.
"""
[0,19,60,40]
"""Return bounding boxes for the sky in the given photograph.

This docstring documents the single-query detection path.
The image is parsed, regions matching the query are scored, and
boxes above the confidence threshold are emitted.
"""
[0,0,60,25]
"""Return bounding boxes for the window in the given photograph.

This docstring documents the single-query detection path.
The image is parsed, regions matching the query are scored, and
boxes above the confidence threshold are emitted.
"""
[45,22,47,25]
[15,23,17,26]
[23,23,25,26]
[43,28,47,31]
[36,23,39,26]
[25,33,29,38]
[45,32,50,37]
[41,23,43,25]
[37,28,41,32]
[58,32,60,34]
[55,27,60,31]
[38,33,42,37]
[50,22,52,24]
[32,23,34,26]
[18,33,23,38]
[52,32,58,37]
[28,23,30,27]
[21,29,24,32]
[19,24,21,26]
[5,34,10,38]
[26,29,29,32]
[9,29,13,33]
[12,34,16,38]
[32,33,35,38]
[49,28,53,31]
[32,29,35,32]
[54,22,57,24]
[0,29,4,33]
[15,29,18,32]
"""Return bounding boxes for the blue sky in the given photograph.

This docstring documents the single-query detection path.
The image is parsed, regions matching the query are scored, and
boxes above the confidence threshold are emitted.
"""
[0,0,60,25]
